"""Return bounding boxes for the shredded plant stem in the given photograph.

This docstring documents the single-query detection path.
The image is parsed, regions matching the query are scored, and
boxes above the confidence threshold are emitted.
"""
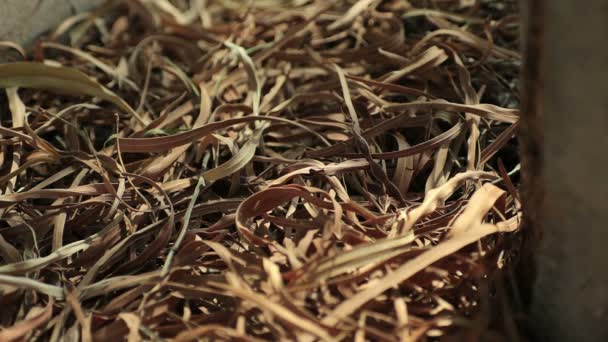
[0,0,523,340]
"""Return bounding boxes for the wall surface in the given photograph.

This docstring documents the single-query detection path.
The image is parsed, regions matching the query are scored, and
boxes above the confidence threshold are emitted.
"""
[523,0,608,341]
[0,0,102,44]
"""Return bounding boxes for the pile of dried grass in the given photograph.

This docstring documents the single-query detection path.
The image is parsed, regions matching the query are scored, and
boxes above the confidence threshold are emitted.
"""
[0,0,523,340]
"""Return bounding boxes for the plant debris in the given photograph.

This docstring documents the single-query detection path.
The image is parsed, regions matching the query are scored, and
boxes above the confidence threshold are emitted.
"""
[0,0,523,340]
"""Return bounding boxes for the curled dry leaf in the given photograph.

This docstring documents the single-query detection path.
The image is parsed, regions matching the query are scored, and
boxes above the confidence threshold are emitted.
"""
[0,62,146,124]
[0,298,54,341]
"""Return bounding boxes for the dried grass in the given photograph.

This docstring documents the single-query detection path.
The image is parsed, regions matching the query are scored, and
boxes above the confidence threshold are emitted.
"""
[0,0,522,340]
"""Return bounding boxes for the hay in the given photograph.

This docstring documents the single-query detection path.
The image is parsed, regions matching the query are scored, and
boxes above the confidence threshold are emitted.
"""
[0,0,522,340]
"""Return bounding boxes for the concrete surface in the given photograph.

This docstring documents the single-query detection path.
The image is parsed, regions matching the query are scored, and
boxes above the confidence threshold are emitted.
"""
[522,0,608,341]
[0,0,102,45]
